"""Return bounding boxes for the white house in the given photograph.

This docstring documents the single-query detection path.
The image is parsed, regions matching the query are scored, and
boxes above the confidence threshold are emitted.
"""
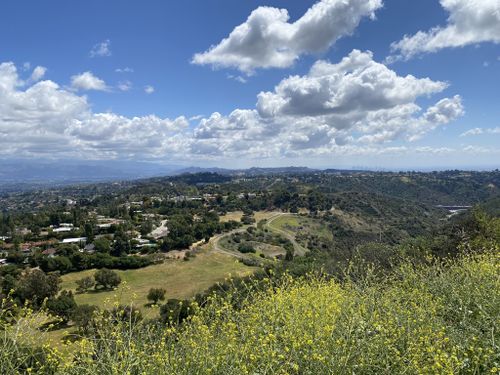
[61,237,87,244]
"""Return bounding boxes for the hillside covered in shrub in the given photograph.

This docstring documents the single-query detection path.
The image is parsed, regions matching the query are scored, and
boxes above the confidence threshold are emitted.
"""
[1,212,498,375]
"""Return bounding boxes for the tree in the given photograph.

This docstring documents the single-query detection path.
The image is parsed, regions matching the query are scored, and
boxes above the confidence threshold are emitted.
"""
[84,223,94,242]
[71,304,98,333]
[160,299,191,324]
[147,288,166,305]
[46,290,77,323]
[75,276,95,293]
[15,269,61,307]
[238,243,255,254]
[284,243,294,261]
[109,305,142,325]
[39,256,73,274]
[93,237,111,253]
[111,228,131,256]
[241,214,255,225]
[140,220,153,236]
[94,268,121,290]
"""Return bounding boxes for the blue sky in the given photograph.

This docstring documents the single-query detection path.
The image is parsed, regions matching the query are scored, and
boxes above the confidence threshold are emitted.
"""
[0,0,499,169]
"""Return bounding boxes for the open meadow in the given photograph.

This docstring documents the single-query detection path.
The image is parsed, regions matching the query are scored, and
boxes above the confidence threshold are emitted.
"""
[60,250,256,316]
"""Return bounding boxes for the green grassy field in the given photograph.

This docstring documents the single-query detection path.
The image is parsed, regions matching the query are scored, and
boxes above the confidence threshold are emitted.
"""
[61,250,256,315]
[219,211,243,222]
[269,214,332,240]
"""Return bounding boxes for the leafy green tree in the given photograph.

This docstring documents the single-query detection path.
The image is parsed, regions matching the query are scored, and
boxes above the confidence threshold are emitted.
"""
[241,214,255,225]
[84,223,94,242]
[57,244,79,256]
[93,237,111,253]
[147,288,166,305]
[15,269,61,307]
[76,276,95,293]
[46,290,77,323]
[140,220,153,236]
[111,228,131,256]
[39,256,73,274]
[94,269,121,290]
[109,305,142,324]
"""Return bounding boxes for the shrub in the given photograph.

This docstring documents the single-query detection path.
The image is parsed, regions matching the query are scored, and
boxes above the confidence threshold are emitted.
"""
[237,243,255,254]
[94,269,121,290]
[75,276,94,293]
[160,299,192,325]
[147,288,166,305]
[71,304,98,333]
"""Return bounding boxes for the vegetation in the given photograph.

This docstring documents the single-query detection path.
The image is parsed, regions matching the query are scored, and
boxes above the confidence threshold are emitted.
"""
[59,251,256,310]
[0,246,497,373]
[0,170,498,373]
[147,288,166,305]
[93,269,121,290]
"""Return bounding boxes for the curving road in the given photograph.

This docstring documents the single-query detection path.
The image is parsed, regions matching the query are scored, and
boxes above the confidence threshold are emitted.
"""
[265,213,308,256]
[210,212,308,259]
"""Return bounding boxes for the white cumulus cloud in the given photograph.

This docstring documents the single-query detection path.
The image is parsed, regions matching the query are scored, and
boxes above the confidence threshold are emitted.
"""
[71,71,108,91]
[144,85,155,94]
[191,50,464,156]
[30,66,47,82]
[0,61,188,159]
[192,0,382,73]
[0,55,470,162]
[390,0,500,60]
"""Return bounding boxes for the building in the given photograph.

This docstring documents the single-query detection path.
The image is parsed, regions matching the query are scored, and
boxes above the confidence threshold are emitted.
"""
[53,227,73,233]
[61,237,87,245]
[42,248,57,257]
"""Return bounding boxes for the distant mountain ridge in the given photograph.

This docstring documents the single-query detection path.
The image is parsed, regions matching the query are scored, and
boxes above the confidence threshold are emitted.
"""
[0,160,325,185]
[0,159,180,183]
[173,166,319,176]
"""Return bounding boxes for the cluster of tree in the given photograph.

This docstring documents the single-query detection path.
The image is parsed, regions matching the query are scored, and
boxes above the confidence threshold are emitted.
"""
[159,212,240,251]
[75,269,122,293]
[287,207,500,281]
[33,251,153,274]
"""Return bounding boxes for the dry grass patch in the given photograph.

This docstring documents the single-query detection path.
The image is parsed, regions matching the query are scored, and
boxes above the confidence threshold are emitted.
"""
[61,250,256,314]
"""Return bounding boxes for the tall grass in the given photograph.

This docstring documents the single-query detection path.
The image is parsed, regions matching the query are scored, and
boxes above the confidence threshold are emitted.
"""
[1,251,498,374]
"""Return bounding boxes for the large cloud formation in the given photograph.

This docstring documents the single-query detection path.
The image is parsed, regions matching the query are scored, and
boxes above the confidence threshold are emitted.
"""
[191,50,463,158]
[0,52,465,161]
[390,0,500,60]
[0,62,188,159]
[192,0,382,73]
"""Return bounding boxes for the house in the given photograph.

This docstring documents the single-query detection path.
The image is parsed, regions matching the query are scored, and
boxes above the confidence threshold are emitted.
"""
[84,243,96,253]
[0,258,8,266]
[42,248,57,258]
[53,227,73,233]
[61,237,87,244]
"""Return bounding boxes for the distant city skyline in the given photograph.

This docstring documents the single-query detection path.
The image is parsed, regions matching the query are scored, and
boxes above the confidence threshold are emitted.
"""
[0,0,499,169]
